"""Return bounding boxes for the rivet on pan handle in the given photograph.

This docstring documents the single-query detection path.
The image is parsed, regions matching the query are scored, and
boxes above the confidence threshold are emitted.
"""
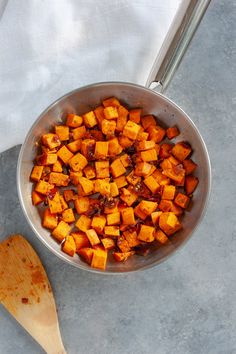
[146,0,211,92]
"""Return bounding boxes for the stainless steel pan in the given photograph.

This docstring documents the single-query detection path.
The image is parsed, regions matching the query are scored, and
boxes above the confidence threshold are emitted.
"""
[17,0,211,273]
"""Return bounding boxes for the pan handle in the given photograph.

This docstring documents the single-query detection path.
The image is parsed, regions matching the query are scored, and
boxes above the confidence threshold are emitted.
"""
[146,0,211,92]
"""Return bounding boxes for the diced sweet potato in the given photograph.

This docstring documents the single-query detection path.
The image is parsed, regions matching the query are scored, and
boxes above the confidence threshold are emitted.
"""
[116,107,128,131]
[67,139,81,153]
[63,189,74,202]
[117,237,131,252]
[94,106,105,125]
[85,229,100,246]
[137,140,155,151]
[141,115,156,129]
[77,247,94,264]
[134,162,152,177]
[76,215,91,232]
[42,208,58,229]
[37,153,57,166]
[183,159,197,175]
[140,148,157,162]
[137,130,149,141]
[120,187,138,206]
[152,169,170,185]
[147,125,165,143]
[32,190,44,205]
[166,126,180,140]
[94,141,109,159]
[47,191,62,213]
[172,142,192,161]
[138,200,157,216]
[151,211,162,225]
[84,165,96,180]
[138,225,155,242]
[70,171,83,185]
[158,200,173,212]
[81,139,95,159]
[159,212,181,236]
[118,135,133,148]
[103,97,120,107]
[94,179,110,196]
[69,152,88,171]
[62,208,75,223]
[114,175,127,189]
[57,146,74,164]
[55,125,69,141]
[108,137,122,155]
[104,205,119,214]
[171,203,183,216]
[134,204,147,220]
[185,175,199,195]
[110,158,126,178]
[78,177,94,195]
[113,251,135,262]
[74,196,90,214]
[59,195,68,211]
[83,111,98,128]
[123,120,140,140]
[104,226,120,237]
[52,220,71,242]
[66,114,83,127]
[162,185,176,200]
[42,133,61,149]
[143,175,160,194]
[91,248,108,270]
[155,229,169,244]
[129,108,141,123]
[49,172,69,187]
[35,180,54,195]
[91,215,106,234]
[107,212,120,225]
[94,160,109,179]
[62,235,76,256]
[159,143,173,159]
[52,160,63,172]
[110,182,119,197]
[123,230,140,247]
[71,232,90,251]
[174,193,190,208]
[101,238,115,250]
[72,126,86,140]
[126,170,141,186]
[162,164,185,184]
[119,154,131,168]
[30,165,44,181]
[104,106,119,120]
[101,119,116,136]
[121,207,135,225]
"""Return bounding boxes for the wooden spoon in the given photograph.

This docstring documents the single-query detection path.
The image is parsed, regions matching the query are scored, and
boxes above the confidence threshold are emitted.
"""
[0,234,67,354]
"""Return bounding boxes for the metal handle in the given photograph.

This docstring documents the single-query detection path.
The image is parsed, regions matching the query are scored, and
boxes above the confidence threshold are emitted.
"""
[146,0,211,92]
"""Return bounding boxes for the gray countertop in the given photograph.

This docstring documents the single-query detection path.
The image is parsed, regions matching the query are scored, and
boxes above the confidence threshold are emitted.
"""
[1,1,236,353]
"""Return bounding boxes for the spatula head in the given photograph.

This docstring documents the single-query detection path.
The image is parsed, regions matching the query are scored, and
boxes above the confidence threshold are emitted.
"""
[0,235,66,354]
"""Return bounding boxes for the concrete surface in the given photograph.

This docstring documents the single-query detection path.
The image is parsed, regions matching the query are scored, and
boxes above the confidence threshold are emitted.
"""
[0,1,236,353]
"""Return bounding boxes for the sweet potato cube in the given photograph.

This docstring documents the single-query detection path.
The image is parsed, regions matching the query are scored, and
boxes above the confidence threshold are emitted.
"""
[126,170,141,186]
[74,197,90,214]
[110,158,126,178]
[35,180,54,195]
[104,106,119,120]
[85,229,100,246]
[77,247,94,264]
[70,171,83,185]
[151,211,162,225]
[95,160,110,178]
[69,152,88,171]
[104,226,120,237]
[83,165,95,180]
[81,139,95,159]
[134,204,147,220]
[76,215,91,232]
[30,165,44,181]
[123,230,140,247]
[141,115,156,129]
[114,175,127,189]
[49,172,69,187]
[172,142,192,161]
[62,208,75,223]
[171,203,183,216]
[57,146,74,164]
[38,153,57,166]
[91,248,108,270]
[94,106,105,124]
[107,212,120,225]
[52,160,63,172]
[129,108,141,123]
[110,182,119,197]
[67,139,81,153]
[119,154,131,168]
[32,190,44,205]
[140,148,157,162]
[42,133,61,149]
[55,125,69,141]
[143,175,160,194]
[71,232,90,251]
[147,125,166,143]
[174,193,190,209]
[155,229,169,244]
[52,220,71,242]
[83,111,97,128]
[120,188,138,206]
[159,212,180,235]
[158,200,173,212]
[185,175,199,195]
[162,165,185,184]
[113,251,135,262]
[108,137,123,155]
[62,235,76,256]
[78,177,94,195]
[59,195,68,211]
[152,170,170,185]
[94,179,110,196]
[121,207,135,225]
[183,159,197,175]
[63,189,75,202]
[66,114,83,127]
[117,237,130,252]
[116,115,128,132]
[138,225,155,242]
[42,209,58,229]
[47,192,62,213]
[91,215,106,234]
[159,143,173,159]
[123,120,140,140]
[101,119,116,136]
[101,238,115,250]
[72,126,86,140]
[118,135,133,148]
[137,140,155,151]
[134,162,152,177]
[139,200,157,216]
[94,141,109,159]
[162,185,176,200]
[166,126,180,140]
[103,97,120,107]
[137,130,149,141]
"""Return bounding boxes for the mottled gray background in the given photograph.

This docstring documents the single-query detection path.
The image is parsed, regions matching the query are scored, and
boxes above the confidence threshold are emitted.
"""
[0,0,236,353]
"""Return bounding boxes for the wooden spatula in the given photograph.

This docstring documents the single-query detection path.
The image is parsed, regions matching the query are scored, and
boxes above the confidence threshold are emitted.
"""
[0,234,67,354]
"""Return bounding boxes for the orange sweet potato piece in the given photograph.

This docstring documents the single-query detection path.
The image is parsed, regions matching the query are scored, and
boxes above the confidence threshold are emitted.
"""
[123,120,140,140]
[123,230,140,247]
[107,212,120,225]
[158,200,173,212]
[104,226,120,237]
[159,143,173,159]
[141,115,156,129]
[35,180,54,195]
[147,125,165,143]
[47,192,63,214]
[42,208,58,229]
[108,137,123,155]
[162,164,185,184]
[172,142,191,161]
[151,211,162,225]
[94,141,109,159]
[174,193,190,208]
[67,139,81,153]
[52,220,71,242]
[30,165,44,181]
[91,248,108,270]
[129,108,141,123]
[116,107,128,131]
[137,140,155,151]
[77,247,94,264]
[66,113,83,127]
[120,187,138,206]
[85,229,100,246]
[140,149,157,162]
[71,232,90,251]
[166,126,180,140]
[62,208,75,223]
[91,215,106,234]
[134,162,152,177]
[183,159,197,175]
[94,106,105,125]
[42,133,61,149]
[118,135,133,148]
[121,207,135,225]
[32,190,45,205]
[70,171,83,185]
[103,97,120,107]
[84,165,96,179]
[94,179,110,196]
[114,175,127,189]
[78,177,94,195]
[113,251,135,262]
[57,145,74,164]
[155,229,169,244]
[126,170,141,186]
[76,215,91,232]
[72,126,86,140]
[101,238,115,250]
[143,175,160,194]
[69,152,88,171]
[95,160,110,178]
[83,111,98,128]
[74,196,90,214]
[101,119,116,136]
[52,160,63,172]
[185,175,199,195]
[81,139,95,159]
[138,225,155,242]
[138,200,157,216]
[55,125,69,141]
[162,185,176,200]
[159,212,181,236]
[49,172,69,187]
[37,153,58,166]
[62,235,76,256]
[104,106,119,120]
[110,158,126,178]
